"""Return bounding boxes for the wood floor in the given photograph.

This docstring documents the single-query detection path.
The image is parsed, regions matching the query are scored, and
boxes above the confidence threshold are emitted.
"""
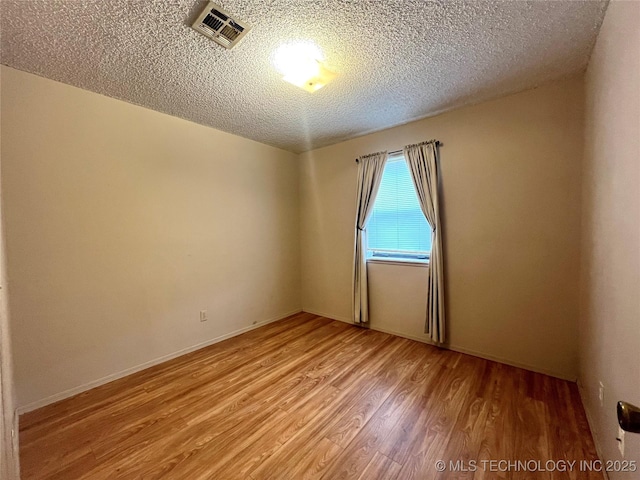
[20,313,601,479]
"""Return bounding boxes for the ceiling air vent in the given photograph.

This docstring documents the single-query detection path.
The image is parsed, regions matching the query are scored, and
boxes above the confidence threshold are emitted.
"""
[192,2,251,49]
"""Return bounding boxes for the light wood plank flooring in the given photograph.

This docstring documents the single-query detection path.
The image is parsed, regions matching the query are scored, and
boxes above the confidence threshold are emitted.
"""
[20,313,600,479]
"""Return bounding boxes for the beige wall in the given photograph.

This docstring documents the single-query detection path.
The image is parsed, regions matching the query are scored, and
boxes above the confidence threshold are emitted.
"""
[580,1,640,473]
[1,66,301,410]
[300,77,584,380]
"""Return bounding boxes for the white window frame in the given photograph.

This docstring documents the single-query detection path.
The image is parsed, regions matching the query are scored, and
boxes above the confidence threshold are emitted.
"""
[365,154,431,267]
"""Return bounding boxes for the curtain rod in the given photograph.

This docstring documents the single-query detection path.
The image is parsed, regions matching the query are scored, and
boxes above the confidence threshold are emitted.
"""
[355,140,442,163]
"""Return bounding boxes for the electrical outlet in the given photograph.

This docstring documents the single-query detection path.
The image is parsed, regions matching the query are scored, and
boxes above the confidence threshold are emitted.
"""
[200,310,207,322]
[598,382,604,407]
[617,426,625,457]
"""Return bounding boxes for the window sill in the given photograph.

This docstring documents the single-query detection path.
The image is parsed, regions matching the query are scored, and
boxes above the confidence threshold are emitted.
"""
[367,257,429,268]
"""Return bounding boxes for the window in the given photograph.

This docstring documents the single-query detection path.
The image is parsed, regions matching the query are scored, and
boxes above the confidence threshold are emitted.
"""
[366,155,432,262]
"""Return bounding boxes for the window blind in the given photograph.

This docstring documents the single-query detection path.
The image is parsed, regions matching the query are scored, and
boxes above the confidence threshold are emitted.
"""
[366,156,432,256]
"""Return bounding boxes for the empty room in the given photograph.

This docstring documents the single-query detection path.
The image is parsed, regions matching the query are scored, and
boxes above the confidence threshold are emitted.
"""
[0,0,639,479]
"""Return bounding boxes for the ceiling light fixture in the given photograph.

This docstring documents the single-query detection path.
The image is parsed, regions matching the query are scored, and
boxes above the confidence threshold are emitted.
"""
[273,42,336,93]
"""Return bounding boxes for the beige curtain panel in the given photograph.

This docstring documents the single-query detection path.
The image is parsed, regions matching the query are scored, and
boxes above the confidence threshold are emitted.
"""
[404,141,446,343]
[352,151,387,325]
[0,223,19,479]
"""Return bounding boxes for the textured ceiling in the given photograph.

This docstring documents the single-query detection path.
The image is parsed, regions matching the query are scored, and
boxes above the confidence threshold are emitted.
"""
[1,0,607,153]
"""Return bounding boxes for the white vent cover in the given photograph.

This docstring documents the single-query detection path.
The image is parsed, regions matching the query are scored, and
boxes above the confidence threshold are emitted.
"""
[192,2,251,49]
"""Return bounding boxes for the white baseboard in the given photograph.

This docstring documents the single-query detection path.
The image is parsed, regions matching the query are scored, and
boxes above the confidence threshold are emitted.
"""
[303,310,575,382]
[21,307,575,414]
[446,344,576,382]
[303,307,351,324]
[366,324,436,345]
[18,309,302,414]
[577,379,608,479]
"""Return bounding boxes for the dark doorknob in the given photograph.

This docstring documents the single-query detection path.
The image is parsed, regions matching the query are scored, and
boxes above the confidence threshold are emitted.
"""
[617,401,640,434]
